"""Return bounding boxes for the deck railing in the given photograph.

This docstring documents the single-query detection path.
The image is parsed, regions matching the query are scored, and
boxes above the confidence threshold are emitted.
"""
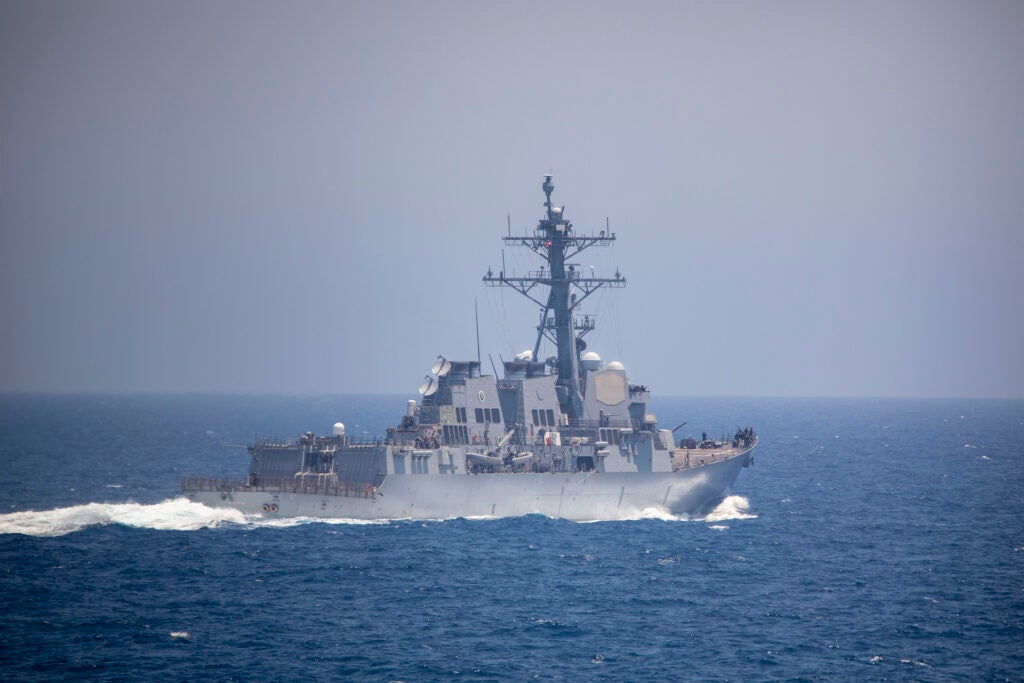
[181,476,377,499]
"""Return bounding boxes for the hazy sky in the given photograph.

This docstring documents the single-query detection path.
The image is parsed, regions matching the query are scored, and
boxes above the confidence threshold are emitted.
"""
[2,1,1022,398]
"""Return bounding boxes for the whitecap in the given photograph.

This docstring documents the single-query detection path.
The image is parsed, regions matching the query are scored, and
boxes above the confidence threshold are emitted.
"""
[900,658,930,668]
[708,524,729,531]
[169,631,191,640]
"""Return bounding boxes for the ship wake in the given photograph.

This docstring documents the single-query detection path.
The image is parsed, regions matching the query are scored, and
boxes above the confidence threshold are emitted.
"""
[0,498,247,537]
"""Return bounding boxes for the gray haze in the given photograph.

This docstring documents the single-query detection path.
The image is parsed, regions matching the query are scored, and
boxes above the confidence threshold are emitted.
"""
[2,1,1022,398]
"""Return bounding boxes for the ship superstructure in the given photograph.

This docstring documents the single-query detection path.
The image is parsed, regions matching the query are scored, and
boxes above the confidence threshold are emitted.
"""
[183,176,756,520]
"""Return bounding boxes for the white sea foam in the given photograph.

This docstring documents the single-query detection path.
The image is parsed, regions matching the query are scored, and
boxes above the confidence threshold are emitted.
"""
[252,515,392,528]
[0,498,246,537]
[703,495,757,522]
[2,495,759,535]
[169,631,191,640]
[587,495,757,523]
[635,506,683,521]
[575,505,677,522]
[900,658,930,668]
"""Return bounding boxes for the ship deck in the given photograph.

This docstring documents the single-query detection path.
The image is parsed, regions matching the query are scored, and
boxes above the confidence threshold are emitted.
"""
[671,439,756,471]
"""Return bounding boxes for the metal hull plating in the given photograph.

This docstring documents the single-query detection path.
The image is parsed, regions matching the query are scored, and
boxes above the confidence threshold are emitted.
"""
[184,447,752,521]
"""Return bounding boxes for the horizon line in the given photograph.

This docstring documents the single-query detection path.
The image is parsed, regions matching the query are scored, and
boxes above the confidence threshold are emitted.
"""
[1,390,1021,401]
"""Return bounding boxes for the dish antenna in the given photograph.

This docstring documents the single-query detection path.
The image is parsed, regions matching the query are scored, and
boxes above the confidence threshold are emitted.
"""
[431,355,452,377]
[418,375,438,397]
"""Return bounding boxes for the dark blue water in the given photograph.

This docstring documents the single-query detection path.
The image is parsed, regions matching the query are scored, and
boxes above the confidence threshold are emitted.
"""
[1,395,1022,681]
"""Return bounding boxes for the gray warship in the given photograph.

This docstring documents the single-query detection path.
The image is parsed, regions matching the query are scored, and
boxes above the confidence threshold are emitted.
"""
[183,175,757,520]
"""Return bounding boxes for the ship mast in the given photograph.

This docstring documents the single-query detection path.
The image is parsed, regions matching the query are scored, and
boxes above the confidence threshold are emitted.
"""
[483,174,625,420]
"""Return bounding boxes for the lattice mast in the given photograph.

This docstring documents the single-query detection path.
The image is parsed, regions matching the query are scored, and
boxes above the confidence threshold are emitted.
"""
[483,174,626,420]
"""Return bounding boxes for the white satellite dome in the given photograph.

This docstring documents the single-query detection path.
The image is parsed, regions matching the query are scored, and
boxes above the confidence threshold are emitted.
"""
[607,361,625,371]
[581,351,601,371]
[332,422,345,437]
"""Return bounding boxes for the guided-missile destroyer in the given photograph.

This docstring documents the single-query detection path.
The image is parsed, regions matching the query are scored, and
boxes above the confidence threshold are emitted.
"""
[183,175,757,520]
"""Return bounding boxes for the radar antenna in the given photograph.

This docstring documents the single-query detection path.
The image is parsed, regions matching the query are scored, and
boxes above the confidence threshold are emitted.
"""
[483,175,626,419]
[418,375,438,397]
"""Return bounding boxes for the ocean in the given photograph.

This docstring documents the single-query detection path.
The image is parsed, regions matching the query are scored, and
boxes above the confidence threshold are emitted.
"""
[1,394,1021,681]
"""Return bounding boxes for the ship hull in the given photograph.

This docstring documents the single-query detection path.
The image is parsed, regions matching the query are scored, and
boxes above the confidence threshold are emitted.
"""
[184,448,753,521]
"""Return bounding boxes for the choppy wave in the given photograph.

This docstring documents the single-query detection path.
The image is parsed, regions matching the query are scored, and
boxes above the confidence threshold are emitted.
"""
[0,498,246,537]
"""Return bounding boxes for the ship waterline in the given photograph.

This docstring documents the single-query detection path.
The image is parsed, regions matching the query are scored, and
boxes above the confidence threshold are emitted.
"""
[184,444,753,520]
